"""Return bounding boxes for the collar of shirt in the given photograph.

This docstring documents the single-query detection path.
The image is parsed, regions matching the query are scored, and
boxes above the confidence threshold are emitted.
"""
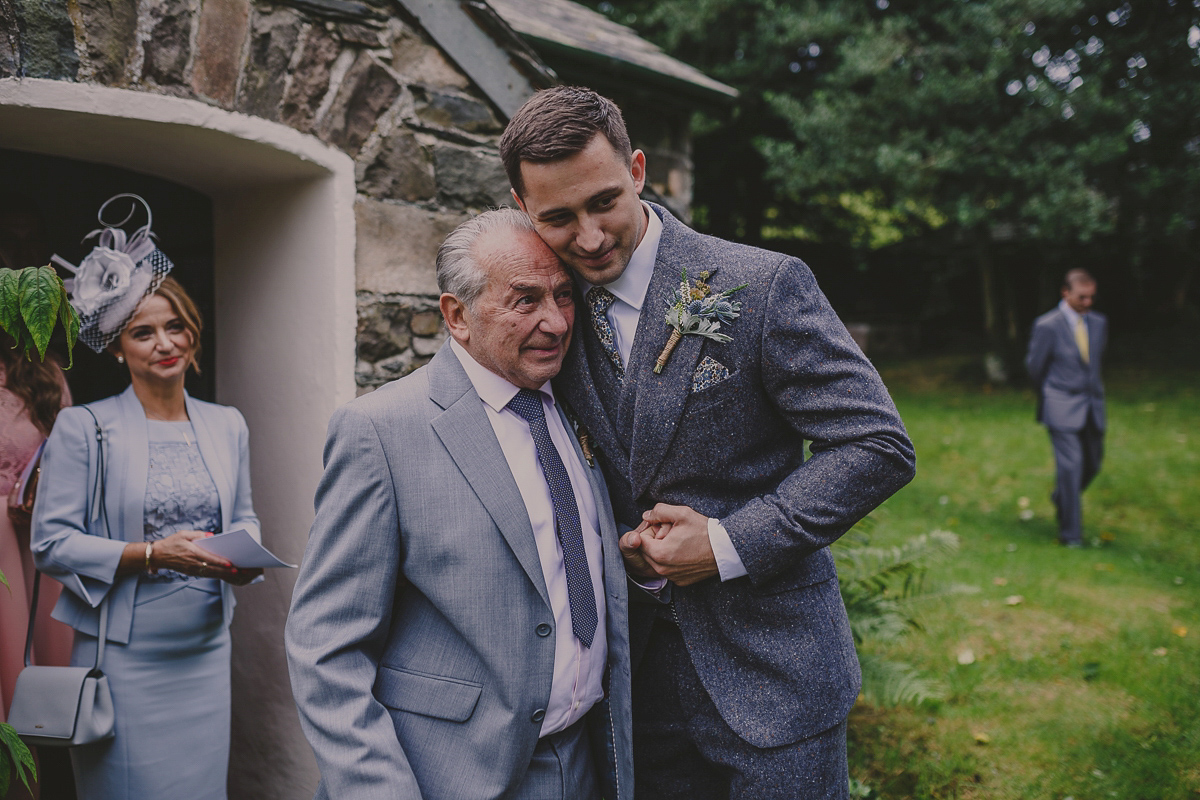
[1058,297,1087,327]
[449,339,556,413]
[580,201,662,311]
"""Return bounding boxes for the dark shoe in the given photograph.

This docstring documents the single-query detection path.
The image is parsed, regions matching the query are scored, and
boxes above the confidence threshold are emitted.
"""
[1060,539,1083,549]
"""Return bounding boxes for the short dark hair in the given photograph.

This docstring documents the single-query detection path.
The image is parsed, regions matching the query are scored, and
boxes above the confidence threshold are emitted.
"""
[1063,268,1096,290]
[499,86,633,197]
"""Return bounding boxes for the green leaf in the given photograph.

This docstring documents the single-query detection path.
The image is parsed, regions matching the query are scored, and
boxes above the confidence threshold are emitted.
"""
[0,566,9,594]
[18,266,61,361]
[0,721,36,794]
[59,283,80,368]
[10,320,29,361]
[0,268,20,338]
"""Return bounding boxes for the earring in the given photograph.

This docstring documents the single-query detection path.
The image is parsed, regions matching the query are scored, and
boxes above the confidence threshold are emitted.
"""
[116,355,125,364]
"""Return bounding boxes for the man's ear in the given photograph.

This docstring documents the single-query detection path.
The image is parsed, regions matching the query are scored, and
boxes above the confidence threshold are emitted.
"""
[630,149,647,195]
[511,188,526,212]
[440,293,469,345]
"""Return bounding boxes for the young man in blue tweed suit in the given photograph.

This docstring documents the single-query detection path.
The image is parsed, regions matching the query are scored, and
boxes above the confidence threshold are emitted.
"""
[501,87,916,799]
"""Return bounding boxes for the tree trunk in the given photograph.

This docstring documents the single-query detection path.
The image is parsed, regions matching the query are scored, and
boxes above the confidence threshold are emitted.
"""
[979,248,1009,383]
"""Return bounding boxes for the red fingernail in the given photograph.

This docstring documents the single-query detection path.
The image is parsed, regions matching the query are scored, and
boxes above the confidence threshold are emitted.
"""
[231,567,238,573]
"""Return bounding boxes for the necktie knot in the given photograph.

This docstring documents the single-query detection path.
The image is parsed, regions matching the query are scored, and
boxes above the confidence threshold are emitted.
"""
[506,388,547,423]
[586,286,616,316]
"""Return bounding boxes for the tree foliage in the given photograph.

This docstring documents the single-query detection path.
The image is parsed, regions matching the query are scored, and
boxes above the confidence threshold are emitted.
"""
[589,0,1200,363]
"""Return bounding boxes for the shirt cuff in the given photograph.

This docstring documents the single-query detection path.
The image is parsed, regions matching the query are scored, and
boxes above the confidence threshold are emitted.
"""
[708,517,748,581]
[630,576,668,594]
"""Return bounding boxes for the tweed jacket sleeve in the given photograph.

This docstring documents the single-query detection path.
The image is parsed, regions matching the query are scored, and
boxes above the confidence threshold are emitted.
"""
[718,255,916,585]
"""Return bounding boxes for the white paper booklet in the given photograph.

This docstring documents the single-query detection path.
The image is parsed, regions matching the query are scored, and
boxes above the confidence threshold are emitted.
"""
[195,529,296,569]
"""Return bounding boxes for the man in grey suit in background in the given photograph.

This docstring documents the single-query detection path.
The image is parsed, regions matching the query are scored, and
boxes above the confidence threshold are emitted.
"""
[1026,268,1108,547]
[501,88,916,799]
[285,208,633,800]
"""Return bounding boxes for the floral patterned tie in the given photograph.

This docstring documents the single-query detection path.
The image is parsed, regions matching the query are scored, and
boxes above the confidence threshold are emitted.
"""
[585,286,624,380]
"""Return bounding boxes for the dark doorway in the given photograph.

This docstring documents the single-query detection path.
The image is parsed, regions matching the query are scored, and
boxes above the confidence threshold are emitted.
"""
[0,149,215,403]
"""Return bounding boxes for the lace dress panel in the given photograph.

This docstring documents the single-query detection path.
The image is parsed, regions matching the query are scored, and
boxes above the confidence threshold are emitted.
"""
[142,420,222,583]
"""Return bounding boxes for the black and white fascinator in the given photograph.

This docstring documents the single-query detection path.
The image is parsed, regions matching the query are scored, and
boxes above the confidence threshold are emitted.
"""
[52,194,174,353]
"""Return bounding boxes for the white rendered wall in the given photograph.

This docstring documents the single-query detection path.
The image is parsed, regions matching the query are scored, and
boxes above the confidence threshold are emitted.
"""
[0,78,358,798]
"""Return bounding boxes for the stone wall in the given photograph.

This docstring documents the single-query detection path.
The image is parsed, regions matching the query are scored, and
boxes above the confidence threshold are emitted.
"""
[2,0,517,390]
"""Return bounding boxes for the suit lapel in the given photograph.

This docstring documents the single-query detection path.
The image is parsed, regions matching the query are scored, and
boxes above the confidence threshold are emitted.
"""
[114,386,148,543]
[427,347,551,609]
[625,210,714,499]
[559,326,624,462]
[555,402,629,642]
[1088,314,1102,373]
[186,394,234,534]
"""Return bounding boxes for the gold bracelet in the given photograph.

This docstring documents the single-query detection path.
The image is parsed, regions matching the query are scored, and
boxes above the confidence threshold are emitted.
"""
[144,541,154,573]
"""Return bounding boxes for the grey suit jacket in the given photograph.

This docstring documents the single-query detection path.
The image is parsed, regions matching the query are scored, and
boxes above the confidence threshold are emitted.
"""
[285,344,634,800]
[32,385,259,644]
[556,204,916,748]
[1026,307,1107,431]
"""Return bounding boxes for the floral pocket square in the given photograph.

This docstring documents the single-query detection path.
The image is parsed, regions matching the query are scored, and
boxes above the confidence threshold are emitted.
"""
[691,356,731,392]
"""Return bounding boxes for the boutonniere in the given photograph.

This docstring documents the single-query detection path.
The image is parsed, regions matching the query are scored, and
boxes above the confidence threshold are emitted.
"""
[576,423,596,467]
[654,269,748,374]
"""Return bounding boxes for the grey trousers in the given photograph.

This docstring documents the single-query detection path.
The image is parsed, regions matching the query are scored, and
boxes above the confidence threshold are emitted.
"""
[633,616,850,800]
[1049,417,1105,544]
[512,716,600,800]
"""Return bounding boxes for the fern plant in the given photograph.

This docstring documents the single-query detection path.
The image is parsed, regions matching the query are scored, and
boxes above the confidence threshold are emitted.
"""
[835,527,961,707]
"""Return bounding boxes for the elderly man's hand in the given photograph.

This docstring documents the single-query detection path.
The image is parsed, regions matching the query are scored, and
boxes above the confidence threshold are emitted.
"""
[619,527,663,580]
[632,503,720,586]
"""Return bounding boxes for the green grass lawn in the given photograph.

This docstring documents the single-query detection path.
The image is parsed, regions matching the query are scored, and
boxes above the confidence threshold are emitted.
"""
[847,359,1200,799]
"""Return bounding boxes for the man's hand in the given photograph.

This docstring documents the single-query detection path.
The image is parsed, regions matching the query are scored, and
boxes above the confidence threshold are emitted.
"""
[619,528,661,580]
[634,503,720,586]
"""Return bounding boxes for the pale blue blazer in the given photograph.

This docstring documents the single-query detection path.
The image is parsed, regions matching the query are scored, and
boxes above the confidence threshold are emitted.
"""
[32,385,260,644]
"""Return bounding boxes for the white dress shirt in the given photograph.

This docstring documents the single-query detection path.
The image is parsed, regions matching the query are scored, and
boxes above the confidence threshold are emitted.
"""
[1058,297,1088,329]
[450,340,607,736]
[581,202,748,582]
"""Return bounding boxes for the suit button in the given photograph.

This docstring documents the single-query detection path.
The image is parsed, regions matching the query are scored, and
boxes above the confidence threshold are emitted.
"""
[531,708,546,723]
[536,623,552,637]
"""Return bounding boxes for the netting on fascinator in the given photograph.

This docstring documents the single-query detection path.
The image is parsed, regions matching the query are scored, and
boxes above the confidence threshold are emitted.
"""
[51,194,175,353]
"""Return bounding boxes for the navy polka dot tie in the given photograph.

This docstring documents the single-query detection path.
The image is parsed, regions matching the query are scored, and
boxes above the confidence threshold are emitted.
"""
[507,389,598,648]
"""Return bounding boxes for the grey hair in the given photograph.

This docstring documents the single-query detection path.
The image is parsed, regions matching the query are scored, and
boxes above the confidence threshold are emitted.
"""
[436,208,536,307]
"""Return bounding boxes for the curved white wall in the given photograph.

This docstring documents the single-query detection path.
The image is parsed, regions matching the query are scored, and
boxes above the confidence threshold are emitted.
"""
[0,77,357,797]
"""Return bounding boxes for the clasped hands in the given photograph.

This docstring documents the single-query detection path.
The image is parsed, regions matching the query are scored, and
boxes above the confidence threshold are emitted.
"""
[619,503,719,587]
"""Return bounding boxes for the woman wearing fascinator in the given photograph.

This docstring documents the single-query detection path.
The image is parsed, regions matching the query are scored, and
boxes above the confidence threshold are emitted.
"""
[31,195,262,799]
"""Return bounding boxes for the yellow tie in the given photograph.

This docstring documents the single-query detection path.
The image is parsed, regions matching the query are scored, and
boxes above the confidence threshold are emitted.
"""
[1074,317,1089,364]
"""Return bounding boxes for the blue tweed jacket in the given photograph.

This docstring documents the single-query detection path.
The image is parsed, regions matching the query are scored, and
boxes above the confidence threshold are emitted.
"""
[556,204,916,748]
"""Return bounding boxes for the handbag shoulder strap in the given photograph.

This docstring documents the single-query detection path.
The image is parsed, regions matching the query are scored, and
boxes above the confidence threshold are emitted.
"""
[25,404,109,674]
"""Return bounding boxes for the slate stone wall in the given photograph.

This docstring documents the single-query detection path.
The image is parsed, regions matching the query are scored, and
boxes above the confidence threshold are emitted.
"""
[4,0,703,392]
[2,0,512,390]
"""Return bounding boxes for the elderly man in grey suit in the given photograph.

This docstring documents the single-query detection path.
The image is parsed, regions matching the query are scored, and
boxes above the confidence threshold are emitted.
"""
[500,87,916,799]
[285,208,634,800]
[1026,268,1107,547]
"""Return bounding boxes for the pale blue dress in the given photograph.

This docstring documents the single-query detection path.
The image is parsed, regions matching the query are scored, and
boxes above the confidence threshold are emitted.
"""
[69,420,230,800]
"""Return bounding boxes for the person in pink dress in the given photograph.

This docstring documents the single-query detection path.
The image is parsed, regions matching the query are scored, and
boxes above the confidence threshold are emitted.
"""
[0,335,76,720]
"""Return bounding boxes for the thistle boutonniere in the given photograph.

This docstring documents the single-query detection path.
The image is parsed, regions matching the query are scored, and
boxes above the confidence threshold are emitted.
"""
[654,269,748,374]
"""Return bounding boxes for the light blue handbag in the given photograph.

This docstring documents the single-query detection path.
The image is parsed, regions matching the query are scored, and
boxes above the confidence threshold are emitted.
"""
[8,406,116,748]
